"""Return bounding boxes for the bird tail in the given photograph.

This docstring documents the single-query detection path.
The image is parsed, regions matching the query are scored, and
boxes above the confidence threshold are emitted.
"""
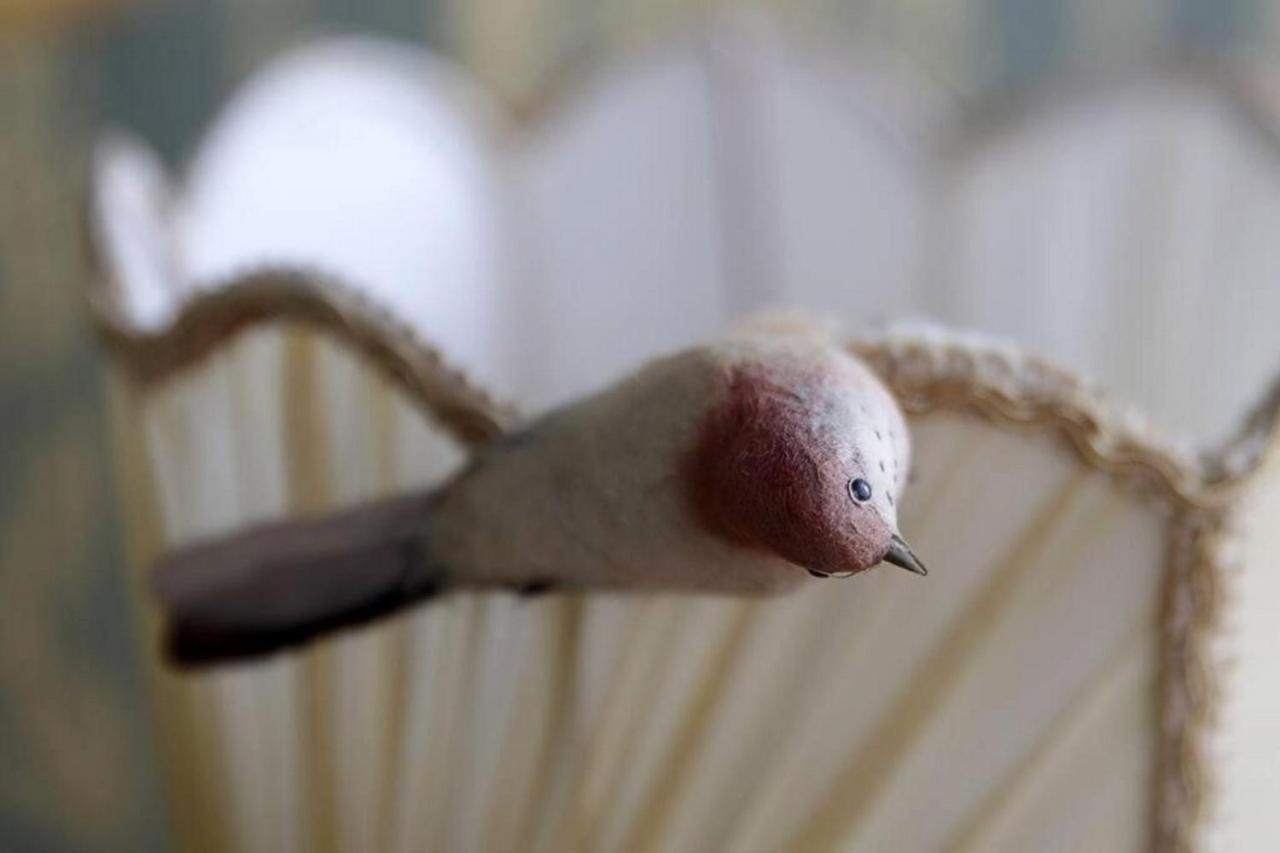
[154,492,448,668]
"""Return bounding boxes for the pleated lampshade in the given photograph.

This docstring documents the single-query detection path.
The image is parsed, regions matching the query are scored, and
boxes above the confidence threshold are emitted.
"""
[89,30,1280,852]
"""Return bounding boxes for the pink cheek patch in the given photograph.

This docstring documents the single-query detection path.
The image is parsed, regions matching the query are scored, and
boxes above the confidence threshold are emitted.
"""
[683,363,882,575]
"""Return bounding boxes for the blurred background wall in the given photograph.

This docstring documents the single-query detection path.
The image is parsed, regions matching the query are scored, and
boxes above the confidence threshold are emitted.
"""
[1,1,1277,850]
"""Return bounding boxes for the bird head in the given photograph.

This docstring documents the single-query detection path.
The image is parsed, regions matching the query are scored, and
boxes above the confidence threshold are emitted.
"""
[685,344,926,579]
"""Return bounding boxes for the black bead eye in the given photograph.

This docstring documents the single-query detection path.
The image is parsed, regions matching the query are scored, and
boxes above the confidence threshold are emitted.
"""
[849,477,873,503]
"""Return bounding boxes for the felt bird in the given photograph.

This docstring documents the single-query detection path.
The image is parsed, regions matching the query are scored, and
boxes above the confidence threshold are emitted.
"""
[157,330,927,666]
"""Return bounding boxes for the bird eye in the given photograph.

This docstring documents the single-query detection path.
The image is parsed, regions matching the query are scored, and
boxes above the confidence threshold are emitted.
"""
[849,477,873,503]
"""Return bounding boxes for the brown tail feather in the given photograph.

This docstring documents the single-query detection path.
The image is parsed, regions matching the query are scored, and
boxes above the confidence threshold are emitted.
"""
[154,492,448,667]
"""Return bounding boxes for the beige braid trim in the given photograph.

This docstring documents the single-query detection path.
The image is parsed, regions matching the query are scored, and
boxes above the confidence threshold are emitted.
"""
[1150,511,1234,853]
[89,268,521,447]
[849,332,1274,514]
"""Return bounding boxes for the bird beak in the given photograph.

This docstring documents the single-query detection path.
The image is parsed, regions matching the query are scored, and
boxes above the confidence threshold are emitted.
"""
[882,535,928,576]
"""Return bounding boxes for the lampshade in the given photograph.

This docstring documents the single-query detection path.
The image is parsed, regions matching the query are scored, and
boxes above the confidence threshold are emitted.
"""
[89,31,1280,853]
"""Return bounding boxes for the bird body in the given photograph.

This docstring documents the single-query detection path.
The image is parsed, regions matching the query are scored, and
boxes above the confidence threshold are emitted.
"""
[157,328,925,665]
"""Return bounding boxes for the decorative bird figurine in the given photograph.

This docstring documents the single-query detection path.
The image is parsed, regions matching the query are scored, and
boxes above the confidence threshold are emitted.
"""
[157,328,927,666]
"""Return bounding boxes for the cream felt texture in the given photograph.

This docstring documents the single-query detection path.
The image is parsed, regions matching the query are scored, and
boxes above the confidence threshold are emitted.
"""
[430,333,906,593]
